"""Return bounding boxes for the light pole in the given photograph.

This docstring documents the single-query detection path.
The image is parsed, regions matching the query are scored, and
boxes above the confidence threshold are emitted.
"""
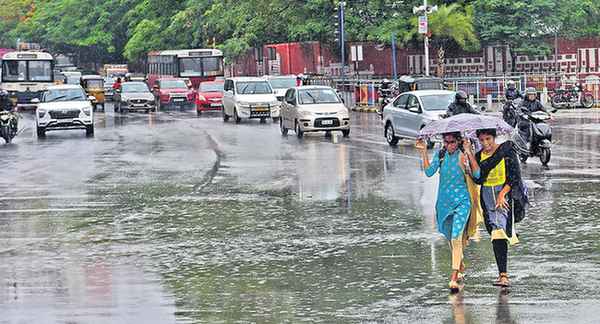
[334,2,346,78]
[413,1,437,76]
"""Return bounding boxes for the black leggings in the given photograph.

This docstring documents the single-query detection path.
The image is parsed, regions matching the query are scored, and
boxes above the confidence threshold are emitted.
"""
[493,239,508,274]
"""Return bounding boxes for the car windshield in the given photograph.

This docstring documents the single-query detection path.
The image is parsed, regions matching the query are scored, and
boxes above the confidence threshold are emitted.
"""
[44,88,86,102]
[200,82,224,92]
[298,89,340,104]
[161,80,187,89]
[420,94,455,111]
[236,81,272,94]
[269,78,296,89]
[122,83,149,93]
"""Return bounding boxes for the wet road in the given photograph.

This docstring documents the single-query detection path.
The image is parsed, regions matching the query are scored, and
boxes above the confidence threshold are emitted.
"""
[1,105,600,323]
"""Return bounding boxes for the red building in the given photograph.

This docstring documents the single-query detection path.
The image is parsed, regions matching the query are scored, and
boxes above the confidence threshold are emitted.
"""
[231,37,600,78]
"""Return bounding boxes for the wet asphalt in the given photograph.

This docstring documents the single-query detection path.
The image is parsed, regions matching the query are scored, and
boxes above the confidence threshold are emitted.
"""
[1,104,600,323]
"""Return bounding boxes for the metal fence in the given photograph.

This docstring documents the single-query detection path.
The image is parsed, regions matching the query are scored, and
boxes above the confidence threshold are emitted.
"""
[304,74,600,109]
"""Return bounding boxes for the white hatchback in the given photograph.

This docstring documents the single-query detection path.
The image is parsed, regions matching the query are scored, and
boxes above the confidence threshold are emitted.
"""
[33,85,95,137]
[222,77,281,123]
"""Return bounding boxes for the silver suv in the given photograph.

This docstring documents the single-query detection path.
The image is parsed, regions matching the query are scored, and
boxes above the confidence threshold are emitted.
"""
[382,90,456,146]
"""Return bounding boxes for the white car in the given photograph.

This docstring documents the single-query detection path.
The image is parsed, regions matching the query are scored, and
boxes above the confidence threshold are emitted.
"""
[222,77,281,123]
[264,75,299,102]
[33,85,94,137]
[382,90,456,147]
[280,86,350,138]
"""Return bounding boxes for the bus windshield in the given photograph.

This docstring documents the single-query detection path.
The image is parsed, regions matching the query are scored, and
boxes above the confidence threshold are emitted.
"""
[2,60,53,82]
[178,57,223,77]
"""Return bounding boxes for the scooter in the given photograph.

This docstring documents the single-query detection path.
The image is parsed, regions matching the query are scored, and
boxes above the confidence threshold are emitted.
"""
[0,111,18,144]
[512,107,552,166]
[501,98,522,128]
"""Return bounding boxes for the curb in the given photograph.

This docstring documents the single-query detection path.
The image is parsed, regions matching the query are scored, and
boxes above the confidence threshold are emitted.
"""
[351,106,379,113]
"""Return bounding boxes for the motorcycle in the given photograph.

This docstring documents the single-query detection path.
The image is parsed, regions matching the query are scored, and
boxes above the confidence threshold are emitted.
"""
[512,107,552,166]
[377,81,399,118]
[551,88,594,109]
[501,98,522,128]
[0,111,18,144]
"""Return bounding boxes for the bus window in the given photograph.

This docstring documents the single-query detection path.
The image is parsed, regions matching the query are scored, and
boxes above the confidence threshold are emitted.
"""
[202,57,222,76]
[28,61,53,81]
[2,61,27,81]
[179,58,202,77]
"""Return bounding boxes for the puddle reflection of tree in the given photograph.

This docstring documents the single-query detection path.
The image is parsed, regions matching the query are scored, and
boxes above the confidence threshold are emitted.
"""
[445,290,516,324]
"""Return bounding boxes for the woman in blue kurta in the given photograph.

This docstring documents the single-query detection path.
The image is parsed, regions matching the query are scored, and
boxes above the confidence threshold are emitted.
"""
[417,132,471,293]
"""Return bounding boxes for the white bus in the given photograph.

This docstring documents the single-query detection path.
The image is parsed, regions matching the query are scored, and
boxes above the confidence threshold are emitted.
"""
[1,51,54,109]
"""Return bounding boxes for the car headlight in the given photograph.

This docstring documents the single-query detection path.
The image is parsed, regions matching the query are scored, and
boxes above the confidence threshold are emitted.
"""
[38,109,46,118]
[238,101,251,107]
[270,101,281,108]
[299,110,313,117]
[197,94,206,101]
[82,107,92,116]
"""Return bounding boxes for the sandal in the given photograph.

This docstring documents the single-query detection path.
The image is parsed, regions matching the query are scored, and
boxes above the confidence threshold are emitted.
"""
[449,270,460,294]
[493,273,510,287]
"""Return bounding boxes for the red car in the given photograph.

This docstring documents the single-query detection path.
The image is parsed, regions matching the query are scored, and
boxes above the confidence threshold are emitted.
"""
[196,81,224,115]
[152,78,196,110]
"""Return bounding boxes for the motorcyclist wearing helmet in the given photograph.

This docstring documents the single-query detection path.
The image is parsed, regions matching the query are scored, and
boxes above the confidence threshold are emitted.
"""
[0,90,14,112]
[521,87,547,113]
[505,80,521,101]
[446,90,479,116]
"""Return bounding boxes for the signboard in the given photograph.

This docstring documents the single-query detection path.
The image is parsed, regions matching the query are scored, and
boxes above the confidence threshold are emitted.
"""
[350,45,363,62]
[418,16,428,34]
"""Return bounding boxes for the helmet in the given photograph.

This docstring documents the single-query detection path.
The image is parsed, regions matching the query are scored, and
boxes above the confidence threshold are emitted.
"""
[507,80,516,89]
[525,87,537,100]
[455,90,468,104]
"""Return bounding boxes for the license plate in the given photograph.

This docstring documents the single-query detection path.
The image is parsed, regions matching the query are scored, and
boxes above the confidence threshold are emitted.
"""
[321,120,334,125]
[58,119,73,124]
[174,98,184,102]
[210,103,222,107]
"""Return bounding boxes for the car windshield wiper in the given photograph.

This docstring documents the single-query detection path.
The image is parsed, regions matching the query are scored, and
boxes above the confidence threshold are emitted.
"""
[47,95,68,102]
[240,84,250,94]
[305,92,317,104]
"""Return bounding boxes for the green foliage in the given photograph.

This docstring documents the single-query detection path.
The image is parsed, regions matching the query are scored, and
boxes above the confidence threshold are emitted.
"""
[0,0,597,64]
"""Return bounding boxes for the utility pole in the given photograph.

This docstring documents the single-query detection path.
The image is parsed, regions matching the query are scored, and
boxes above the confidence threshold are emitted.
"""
[334,2,346,78]
[391,33,398,80]
[413,1,437,76]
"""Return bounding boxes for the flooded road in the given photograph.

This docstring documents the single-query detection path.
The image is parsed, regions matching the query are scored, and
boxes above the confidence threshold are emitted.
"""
[1,106,600,323]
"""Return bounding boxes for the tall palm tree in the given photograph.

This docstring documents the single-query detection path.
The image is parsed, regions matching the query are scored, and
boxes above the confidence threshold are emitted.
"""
[403,4,480,77]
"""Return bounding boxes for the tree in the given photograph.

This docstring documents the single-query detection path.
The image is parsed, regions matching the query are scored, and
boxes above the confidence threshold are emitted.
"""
[403,4,480,76]
[474,0,557,72]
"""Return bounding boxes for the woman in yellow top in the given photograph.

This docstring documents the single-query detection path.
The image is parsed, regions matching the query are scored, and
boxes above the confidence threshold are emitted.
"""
[463,128,528,288]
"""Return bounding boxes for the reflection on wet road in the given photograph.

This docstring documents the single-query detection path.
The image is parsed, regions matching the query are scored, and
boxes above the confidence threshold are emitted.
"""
[1,106,600,323]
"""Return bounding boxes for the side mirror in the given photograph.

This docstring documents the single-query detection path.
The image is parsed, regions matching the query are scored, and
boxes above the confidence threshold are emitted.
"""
[31,98,40,104]
[286,99,295,105]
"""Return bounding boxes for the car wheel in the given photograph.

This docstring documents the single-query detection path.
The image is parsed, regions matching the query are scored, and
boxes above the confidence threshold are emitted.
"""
[223,109,230,122]
[342,129,350,137]
[115,102,120,113]
[234,109,241,124]
[93,104,97,112]
[280,118,288,136]
[260,117,267,124]
[385,123,399,146]
[36,125,46,138]
[540,148,551,166]
[86,125,94,137]
[295,121,304,138]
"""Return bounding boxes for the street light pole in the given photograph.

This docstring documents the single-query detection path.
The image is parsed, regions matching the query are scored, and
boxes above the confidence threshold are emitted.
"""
[423,0,430,76]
